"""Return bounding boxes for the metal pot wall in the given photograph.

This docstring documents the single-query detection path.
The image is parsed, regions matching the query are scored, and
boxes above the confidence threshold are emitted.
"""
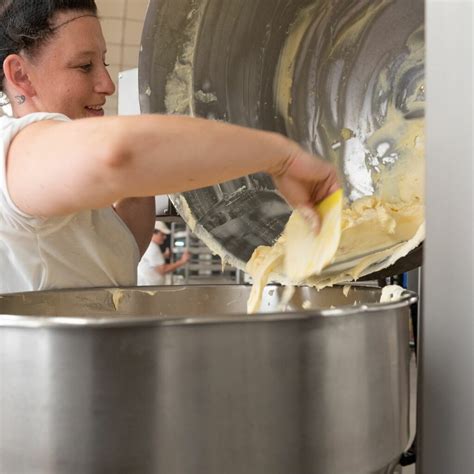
[0,285,414,474]
[139,0,424,271]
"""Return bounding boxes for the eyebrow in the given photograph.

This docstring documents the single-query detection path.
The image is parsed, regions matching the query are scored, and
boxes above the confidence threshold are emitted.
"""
[67,50,108,63]
[73,50,107,57]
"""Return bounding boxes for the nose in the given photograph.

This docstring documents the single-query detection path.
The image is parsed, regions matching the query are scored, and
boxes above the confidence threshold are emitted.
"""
[95,66,116,96]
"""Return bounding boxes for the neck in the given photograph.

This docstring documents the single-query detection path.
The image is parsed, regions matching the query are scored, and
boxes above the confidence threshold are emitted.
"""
[11,100,35,118]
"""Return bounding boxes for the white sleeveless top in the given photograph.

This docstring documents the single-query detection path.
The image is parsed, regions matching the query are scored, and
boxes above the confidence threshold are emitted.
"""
[0,112,139,293]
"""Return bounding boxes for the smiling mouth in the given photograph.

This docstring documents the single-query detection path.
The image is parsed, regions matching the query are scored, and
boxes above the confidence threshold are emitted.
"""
[85,105,105,116]
[86,104,103,110]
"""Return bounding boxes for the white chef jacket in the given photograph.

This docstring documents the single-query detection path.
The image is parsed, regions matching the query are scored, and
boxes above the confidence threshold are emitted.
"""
[137,241,166,285]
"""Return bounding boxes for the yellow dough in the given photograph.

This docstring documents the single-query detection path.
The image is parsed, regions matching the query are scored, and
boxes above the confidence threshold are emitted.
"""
[245,113,424,313]
[246,241,285,314]
[246,189,344,313]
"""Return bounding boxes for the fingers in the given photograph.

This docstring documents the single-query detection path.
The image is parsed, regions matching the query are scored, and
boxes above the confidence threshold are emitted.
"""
[275,152,340,204]
[309,165,340,203]
[270,146,341,235]
[181,250,191,262]
[298,206,321,234]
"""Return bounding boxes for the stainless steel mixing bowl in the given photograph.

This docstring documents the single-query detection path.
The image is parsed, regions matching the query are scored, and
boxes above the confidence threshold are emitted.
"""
[139,0,424,270]
[0,285,414,474]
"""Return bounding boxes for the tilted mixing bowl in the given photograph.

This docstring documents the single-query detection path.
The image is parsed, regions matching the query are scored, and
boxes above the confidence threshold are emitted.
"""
[139,0,425,272]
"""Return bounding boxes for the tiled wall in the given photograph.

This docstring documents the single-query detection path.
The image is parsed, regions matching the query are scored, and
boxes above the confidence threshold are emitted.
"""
[96,0,149,116]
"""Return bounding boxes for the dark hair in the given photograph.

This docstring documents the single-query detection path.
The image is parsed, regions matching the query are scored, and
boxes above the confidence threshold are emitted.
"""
[0,0,98,92]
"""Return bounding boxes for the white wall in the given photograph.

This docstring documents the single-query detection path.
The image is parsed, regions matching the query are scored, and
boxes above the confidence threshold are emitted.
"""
[96,0,149,116]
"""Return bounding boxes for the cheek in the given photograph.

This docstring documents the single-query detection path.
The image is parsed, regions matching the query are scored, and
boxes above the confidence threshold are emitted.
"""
[38,81,72,105]
[53,78,87,99]
[60,85,90,113]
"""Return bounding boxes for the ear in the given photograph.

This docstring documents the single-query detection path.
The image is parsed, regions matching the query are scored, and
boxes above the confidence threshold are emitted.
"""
[3,54,36,98]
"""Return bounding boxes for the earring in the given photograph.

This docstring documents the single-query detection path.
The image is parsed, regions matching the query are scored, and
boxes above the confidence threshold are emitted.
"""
[14,95,25,105]
[0,92,9,107]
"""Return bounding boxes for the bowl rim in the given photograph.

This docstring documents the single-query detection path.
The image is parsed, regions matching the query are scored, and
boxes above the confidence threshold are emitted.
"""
[0,284,417,328]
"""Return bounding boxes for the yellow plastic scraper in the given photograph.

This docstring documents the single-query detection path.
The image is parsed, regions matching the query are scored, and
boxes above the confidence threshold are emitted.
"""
[283,188,343,282]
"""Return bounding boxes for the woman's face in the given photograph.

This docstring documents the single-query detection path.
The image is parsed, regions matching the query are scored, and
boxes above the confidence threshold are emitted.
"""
[24,10,115,119]
[152,231,167,245]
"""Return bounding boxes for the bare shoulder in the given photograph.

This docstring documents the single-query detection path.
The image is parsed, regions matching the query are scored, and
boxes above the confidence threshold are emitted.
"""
[5,117,116,217]
[8,119,65,160]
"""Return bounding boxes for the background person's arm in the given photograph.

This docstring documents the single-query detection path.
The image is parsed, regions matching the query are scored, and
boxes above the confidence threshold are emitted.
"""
[155,250,191,275]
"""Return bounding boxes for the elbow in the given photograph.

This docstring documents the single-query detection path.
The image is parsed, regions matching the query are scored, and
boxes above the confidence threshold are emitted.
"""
[97,118,133,170]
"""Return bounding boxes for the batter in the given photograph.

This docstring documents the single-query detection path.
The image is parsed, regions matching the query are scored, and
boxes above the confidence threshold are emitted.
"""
[246,108,424,313]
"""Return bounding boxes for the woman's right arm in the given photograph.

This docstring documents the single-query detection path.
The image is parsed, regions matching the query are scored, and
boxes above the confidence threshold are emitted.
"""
[6,114,339,221]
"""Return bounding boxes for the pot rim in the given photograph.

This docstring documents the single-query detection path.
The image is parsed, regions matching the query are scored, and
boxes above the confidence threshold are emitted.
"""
[0,284,417,329]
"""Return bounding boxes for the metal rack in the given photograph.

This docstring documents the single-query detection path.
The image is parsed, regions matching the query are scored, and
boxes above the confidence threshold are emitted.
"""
[169,222,243,285]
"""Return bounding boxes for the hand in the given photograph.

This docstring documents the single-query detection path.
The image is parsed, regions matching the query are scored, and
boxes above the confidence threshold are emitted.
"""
[179,250,191,264]
[271,146,340,232]
[163,247,171,259]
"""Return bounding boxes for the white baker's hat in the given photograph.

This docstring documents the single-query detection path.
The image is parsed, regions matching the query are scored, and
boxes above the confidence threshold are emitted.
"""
[154,221,171,234]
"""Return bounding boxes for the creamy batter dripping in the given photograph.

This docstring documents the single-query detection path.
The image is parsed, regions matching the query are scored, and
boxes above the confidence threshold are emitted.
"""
[246,108,424,313]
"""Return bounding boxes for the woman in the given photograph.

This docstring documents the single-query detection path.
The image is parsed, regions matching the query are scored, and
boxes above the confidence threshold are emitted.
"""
[137,221,191,286]
[0,0,339,293]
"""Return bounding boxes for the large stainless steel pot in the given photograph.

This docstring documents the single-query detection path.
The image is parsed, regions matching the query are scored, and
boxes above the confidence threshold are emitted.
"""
[139,0,424,272]
[0,285,414,474]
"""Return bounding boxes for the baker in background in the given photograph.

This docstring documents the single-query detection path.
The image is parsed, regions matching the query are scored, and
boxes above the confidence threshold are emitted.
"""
[0,0,339,294]
[138,221,190,286]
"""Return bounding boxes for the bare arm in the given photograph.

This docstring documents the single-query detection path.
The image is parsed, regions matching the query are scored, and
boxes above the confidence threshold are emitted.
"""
[113,197,155,257]
[155,251,190,275]
[6,115,339,222]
